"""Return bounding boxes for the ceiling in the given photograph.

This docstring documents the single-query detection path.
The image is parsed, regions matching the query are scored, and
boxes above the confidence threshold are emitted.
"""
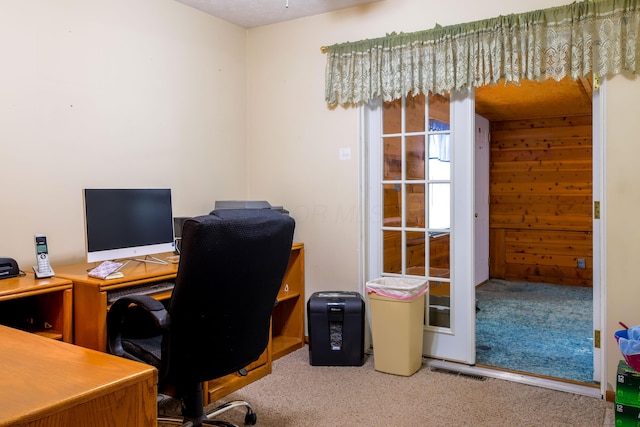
[174,0,382,29]
[174,1,593,121]
[475,76,593,121]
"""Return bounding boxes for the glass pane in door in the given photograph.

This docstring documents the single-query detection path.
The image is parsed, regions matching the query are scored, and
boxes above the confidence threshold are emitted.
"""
[384,137,402,180]
[383,183,402,227]
[406,136,425,180]
[406,184,425,228]
[371,88,477,363]
[428,183,450,230]
[383,99,402,134]
[406,93,426,133]
[428,135,450,180]
[406,230,426,275]
[429,232,451,273]
[383,230,402,274]
[428,280,451,328]
[380,92,452,331]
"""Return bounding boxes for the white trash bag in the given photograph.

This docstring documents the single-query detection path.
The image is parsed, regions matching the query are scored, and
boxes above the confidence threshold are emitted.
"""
[365,277,428,301]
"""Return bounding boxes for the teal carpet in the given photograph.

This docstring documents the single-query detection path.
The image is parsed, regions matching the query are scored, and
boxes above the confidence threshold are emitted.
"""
[475,279,594,383]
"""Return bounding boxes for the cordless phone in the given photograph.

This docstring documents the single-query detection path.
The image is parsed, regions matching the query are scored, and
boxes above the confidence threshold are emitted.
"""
[33,234,54,278]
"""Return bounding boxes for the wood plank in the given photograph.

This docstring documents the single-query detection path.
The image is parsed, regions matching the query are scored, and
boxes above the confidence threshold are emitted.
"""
[490,170,592,183]
[489,229,506,279]
[489,113,592,285]
[490,203,592,216]
[490,160,592,172]
[503,272,592,287]
[504,229,592,243]
[490,214,592,230]
[491,137,592,151]
[490,181,592,194]
[504,263,592,280]
[490,147,592,162]
[506,241,593,256]
[491,194,592,205]
[205,363,271,404]
[490,114,592,130]
[491,125,592,141]
[505,252,591,268]
[490,215,592,228]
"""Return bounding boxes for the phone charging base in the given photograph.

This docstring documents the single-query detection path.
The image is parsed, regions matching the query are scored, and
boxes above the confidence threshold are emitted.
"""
[33,266,54,279]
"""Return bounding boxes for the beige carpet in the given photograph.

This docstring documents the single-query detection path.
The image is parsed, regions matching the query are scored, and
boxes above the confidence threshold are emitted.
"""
[159,347,615,427]
[170,346,616,427]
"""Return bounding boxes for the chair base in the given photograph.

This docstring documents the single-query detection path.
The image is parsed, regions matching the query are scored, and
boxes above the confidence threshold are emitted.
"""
[158,400,257,427]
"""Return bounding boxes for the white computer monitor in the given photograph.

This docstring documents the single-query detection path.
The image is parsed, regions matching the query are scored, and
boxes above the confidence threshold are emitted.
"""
[83,188,175,263]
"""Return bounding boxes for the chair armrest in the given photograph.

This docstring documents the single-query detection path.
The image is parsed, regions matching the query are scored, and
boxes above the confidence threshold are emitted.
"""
[107,294,169,360]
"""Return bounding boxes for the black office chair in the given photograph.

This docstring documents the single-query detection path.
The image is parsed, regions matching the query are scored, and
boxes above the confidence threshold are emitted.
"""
[107,209,295,427]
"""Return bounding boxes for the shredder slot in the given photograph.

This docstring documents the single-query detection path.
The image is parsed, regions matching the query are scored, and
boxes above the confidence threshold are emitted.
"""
[329,321,343,350]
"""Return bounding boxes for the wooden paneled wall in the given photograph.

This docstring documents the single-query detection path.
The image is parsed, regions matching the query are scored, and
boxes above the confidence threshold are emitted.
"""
[489,115,593,287]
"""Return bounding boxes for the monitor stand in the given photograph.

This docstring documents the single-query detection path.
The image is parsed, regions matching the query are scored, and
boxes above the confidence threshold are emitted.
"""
[131,255,168,265]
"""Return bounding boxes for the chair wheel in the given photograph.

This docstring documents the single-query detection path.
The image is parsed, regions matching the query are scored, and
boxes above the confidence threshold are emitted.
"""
[245,412,257,425]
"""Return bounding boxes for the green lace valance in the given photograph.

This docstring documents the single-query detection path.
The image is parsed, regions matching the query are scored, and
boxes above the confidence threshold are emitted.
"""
[324,0,640,106]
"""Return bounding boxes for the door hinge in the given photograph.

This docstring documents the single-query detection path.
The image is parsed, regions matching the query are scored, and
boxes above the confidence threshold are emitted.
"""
[594,329,601,349]
[594,201,600,219]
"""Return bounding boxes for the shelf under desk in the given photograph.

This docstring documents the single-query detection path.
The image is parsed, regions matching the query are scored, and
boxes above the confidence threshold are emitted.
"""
[54,253,179,351]
[53,244,305,404]
[0,273,73,342]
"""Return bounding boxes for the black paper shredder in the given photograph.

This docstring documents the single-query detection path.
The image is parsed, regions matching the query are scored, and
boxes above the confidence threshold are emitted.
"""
[307,291,365,366]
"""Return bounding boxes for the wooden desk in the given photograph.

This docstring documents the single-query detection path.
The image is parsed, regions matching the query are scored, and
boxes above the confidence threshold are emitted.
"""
[0,273,73,342]
[54,254,179,351]
[55,244,305,404]
[0,324,156,427]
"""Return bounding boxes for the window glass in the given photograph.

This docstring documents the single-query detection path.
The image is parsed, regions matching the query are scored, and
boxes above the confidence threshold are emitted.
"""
[383,137,402,180]
[406,136,425,180]
[380,93,451,282]
[383,184,402,227]
[383,230,402,274]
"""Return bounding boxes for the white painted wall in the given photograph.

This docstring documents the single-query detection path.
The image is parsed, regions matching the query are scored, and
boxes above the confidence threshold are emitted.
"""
[0,0,248,265]
[604,73,640,392]
[246,0,638,393]
[1,0,638,394]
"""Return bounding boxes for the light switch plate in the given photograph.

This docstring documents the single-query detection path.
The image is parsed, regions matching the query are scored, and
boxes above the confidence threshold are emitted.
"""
[339,147,351,160]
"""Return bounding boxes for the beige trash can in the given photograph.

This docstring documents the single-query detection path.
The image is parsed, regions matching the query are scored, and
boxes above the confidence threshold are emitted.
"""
[366,277,427,376]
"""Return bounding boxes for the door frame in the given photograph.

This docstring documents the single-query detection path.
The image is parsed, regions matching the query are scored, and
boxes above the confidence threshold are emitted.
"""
[361,93,476,364]
[428,82,606,398]
[592,78,606,389]
[359,82,606,398]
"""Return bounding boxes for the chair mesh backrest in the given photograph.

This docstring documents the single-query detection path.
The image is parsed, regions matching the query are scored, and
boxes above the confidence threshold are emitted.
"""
[163,209,295,384]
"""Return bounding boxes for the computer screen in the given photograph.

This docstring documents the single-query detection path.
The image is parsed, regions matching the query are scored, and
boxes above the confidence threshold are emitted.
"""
[83,188,175,263]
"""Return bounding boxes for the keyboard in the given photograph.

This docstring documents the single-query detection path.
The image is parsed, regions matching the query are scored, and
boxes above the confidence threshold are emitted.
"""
[107,281,175,305]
